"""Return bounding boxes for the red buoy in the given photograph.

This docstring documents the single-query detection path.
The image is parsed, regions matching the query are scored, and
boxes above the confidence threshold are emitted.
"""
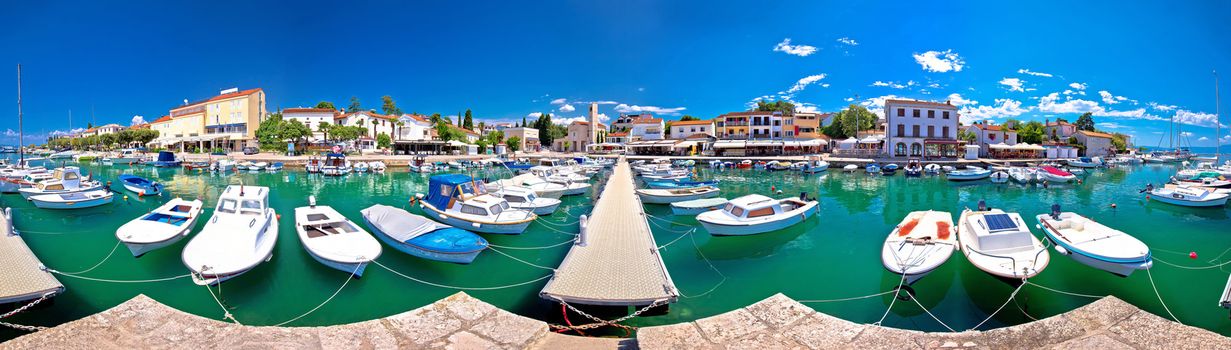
[1110,203,1117,208]
[1190,252,1198,259]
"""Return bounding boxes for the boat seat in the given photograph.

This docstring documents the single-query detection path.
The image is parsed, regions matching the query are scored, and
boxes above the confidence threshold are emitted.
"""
[306,225,332,238]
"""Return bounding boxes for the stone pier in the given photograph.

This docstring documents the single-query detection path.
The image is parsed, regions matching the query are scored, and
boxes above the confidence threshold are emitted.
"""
[3,293,1227,349]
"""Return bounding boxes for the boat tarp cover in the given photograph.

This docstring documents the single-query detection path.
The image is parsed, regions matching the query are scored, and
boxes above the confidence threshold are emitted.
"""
[363,204,450,242]
[155,151,175,162]
[671,197,729,209]
[425,174,477,210]
[1040,166,1071,176]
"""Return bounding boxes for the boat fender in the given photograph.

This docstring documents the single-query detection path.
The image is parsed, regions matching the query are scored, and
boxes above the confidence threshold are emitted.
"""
[1054,245,1069,255]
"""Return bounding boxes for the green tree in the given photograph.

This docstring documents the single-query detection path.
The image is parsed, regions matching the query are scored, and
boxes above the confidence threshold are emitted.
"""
[315,101,336,110]
[1074,112,1096,131]
[318,121,332,141]
[822,104,877,139]
[281,120,312,144]
[394,120,405,141]
[1017,121,1046,144]
[132,129,159,145]
[958,128,977,143]
[255,114,287,150]
[376,133,392,149]
[347,96,362,112]
[434,123,462,142]
[1110,133,1130,152]
[679,115,699,121]
[463,109,474,130]
[380,95,402,115]
[430,113,443,126]
[755,100,796,115]
[506,136,522,153]
[476,139,488,154]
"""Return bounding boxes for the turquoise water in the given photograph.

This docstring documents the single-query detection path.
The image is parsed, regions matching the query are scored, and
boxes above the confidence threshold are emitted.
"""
[2,157,1230,340]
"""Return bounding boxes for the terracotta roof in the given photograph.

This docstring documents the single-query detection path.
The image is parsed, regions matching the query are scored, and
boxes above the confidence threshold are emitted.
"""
[720,111,779,117]
[1077,130,1113,138]
[670,119,713,126]
[608,131,629,137]
[633,118,663,125]
[884,99,957,108]
[283,108,335,114]
[1046,121,1071,126]
[151,115,172,124]
[570,121,607,128]
[173,88,262,111]
[336,111,395,120]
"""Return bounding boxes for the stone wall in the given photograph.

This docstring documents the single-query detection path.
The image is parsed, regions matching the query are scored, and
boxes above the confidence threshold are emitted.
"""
[3,292,1227,349]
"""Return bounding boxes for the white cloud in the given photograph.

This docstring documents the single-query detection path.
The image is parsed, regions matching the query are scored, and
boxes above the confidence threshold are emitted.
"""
[773,38,817,57]
[130,115,146,125]
[1199,136,1209,141]
[1096,122,1125,129]
[1174,109,1225,128]
[871,80,914,89]
[946,93,977,106]
[959,99,1031,123]
[557,104,576,112]
[553,113,610,126]
[1068,82,1087,90]
[786,74,827,94]
[3,129,17,137]
[527,112,544,118]
[1038,92,1101,114]
[637,87,645,92]
[1148,102,1177,111]
[912,50,965,73]
[999,78,1025,92]
[1017,69,1054,78]
[843,97,855,102]
[836,37,858,46]
[1098,91,1119,104]
[1180,131,1194,137]
[549,98,567,105]
[859,95,903,117]
[614,104,686,116]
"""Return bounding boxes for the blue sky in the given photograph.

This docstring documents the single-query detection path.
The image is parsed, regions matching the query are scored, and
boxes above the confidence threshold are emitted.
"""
[3,1,1230,147]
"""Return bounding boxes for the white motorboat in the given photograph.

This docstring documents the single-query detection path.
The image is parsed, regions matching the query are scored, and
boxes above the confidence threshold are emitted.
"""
[116,198,204,257]
[321,153,351,176]
[923,163,942,174]
[490,185,562,215]
[881,211,955,284]
[842,164,859,173]
[266,162,284,171]
[1035,209,1151,277]
[800,158,829,174]
[956,207,1050,280]
[1035,166,1076,183]
[989,171,1010,183]
[697,194,819,236]
[635,186,721,204]
[354,161,370,173]
[1146,185,1229,207]
[0,168,50,193]
[1066,157,1103,168]
[103,148,144,165]
[670,197,730,216]
[29,189,114,209]
[368,161,387,173]
[1008,167,1037,184]
[212,159,237,172]
[48,150,77,160]
[418,174,537,235]
[251,161,269,171]
[295,197,382,277]
[18,167,103,199]
[182,185,279,285]
[488,174,567,199]
[946,166,990,181]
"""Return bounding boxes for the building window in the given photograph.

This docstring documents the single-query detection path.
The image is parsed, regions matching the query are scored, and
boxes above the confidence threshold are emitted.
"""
[897,108,905,117]
[927,126,934,138]
[928,110,935,118]
[990,134,996,140]
[943,126,950,138]
[897,124,905,137]
[943,111,950,119]
[912,125,920,137]
[913,109,920,118]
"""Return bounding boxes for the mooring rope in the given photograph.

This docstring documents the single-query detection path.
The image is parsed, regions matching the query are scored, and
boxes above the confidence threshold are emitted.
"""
[534,221,580,236]
[797,290,898,303]
[1146,267,1182,324]
[655,228,695,250]
[679,229,727,299]
[486,246,558,271]
[1024,281,1104,299]
[906,290,957,332]
[872,273,909,326]
[48,269,192,283]
[56,241,121,275]
[197,269,242,326]
[272,264,361,326]
[373,260,552,291]
[488,237,577,250]
[967,280,1027,331]
[1152,256,1231,270]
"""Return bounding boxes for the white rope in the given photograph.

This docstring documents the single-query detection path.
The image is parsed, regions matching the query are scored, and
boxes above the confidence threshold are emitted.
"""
[535,221,580,236]
[536,217,581,227]
[374,260,552,290]
[797,290,898,303]
[1146,267,1182,324]
[1013,294,1039,321]
[679,230,726,299]
[906,290,957,332]
[1024,281,1105,299]
[486,246,558,271]
[1153,256,1231,270]
[49,270,192,283]
[57,241,121,275]
[655,228,695,250]
[272,264,361,326]
[488,237,577,250]
[967,280,1026,331]
[873,273,908,326]
[199,274,242,325]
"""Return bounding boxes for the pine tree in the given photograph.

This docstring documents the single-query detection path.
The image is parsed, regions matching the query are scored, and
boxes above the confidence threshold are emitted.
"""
[463,109,474,130]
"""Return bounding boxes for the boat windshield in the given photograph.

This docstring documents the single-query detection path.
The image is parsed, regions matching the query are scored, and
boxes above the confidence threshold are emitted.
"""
[239,199,264,215]
[489,203,505,215]
[218,199,238,214]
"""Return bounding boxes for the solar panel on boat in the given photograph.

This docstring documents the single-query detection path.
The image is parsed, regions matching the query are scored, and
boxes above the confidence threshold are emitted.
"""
[984,214,1017,232]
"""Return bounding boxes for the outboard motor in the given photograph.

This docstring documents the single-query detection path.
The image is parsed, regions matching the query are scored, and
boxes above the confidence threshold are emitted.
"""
[1050,203,1061,220]
[799,192,808,201]
[977,200,987,211]
[309,195,317,208]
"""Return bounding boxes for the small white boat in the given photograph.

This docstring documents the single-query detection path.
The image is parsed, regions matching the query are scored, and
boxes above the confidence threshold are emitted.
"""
[923,163,942,174]
[295,197,382,277]
[842,164,859,173]
[490,185,562,215]
[957,207,1050,280]
[29,189,114,209]
[1066,157,1103,168]
[212,159,237,172]
[182,185,279,285]
[368,161,387,173]
[1036,166,1076,183]
[116,198,204,257]
[361,204,488,264]
[1146,185,1229,207]
[941,165,956,172]
[19,167,103,199]
[800,158,829,174]
[697,194,819,236]
[946,166,990,181]
[489,174,567,199]
[251,161,269,171]
[1035,209,1151,277]
[354,162,370,173]
[989,171,1010,183]
[882,211,955,284]
[418,174,537,235]
[635,186,721,204]
[865,163,880,175]
[266,162,284,171]
[1008,167,1037,184]
[671,197,730,215]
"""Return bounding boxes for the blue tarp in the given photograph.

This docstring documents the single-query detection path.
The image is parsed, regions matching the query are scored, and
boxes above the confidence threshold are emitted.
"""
[425,174,479,210]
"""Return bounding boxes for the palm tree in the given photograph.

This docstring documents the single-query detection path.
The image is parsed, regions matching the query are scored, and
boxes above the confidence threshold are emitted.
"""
[318,122,332,143]
[395,120,405,141]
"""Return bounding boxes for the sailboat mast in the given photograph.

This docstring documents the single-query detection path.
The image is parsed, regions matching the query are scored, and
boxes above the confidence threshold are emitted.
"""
[16,64,22,164]
[1216,70,1222,160]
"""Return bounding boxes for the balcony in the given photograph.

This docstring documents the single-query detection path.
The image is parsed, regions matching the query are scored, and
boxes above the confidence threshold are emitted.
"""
[724,121,748,127]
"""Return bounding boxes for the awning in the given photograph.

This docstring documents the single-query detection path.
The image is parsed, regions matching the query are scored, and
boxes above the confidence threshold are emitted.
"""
[747,140,782,147]
[989,143,1011,150]
[713,140,746,149]
[838,137,858,144]
[447,140,468,147]
[1013,143,1045,151]
[798,139,824,146]
[859,136,881,144]
[673,141,699,149]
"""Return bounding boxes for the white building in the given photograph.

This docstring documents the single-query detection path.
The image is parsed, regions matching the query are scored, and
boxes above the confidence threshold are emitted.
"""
[93,124,125,136]
[395,114,434,141]
[961,123,1018,157]
[1074,130,1115,156]
[749,111,793,139]
[335,111,397,139]
[884,99,960,157]
[629,117,665,141]
[282,108,338,143]
[668,119,715,139]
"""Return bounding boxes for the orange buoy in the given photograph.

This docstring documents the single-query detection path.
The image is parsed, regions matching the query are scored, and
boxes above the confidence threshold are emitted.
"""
[1190,252,1198,259]
[770,185,776,192]
[276,214,282,220]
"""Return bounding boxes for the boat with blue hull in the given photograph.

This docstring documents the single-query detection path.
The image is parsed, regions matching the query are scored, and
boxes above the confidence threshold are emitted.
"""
[361,204,488,264]
[117,174,162,196]
[418,174,536,234]
[643,179,720,189]
[149,151,180,167]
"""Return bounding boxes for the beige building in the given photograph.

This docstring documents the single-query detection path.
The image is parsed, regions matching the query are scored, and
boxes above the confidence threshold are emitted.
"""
[668,119,715,139]
[793,112,826,139]
[554,120,607,152]
[503,127,540,152]
[162,87,267,151]
[1074,130,1115,156]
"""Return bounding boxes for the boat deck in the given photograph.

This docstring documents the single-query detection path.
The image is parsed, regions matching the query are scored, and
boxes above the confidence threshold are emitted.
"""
[0,208,64,304]
[540,159,678,306]
[1221,272,1231,310]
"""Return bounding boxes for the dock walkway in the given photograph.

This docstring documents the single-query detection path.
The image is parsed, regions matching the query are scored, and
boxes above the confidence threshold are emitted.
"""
[540,158,678,306]
[0,208,63,304]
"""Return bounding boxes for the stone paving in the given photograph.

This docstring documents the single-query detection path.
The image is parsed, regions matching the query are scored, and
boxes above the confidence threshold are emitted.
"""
[3,292,1228,349]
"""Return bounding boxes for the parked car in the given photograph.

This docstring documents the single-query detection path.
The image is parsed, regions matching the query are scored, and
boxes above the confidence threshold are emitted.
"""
[242,147,259,155]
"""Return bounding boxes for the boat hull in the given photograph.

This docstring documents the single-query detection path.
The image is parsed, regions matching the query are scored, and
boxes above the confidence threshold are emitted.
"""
[637,189,720,204]
[512,202,560,216]
[364,220,483,264]
[421,205,532,235]
[122,229,191,257]
[1148,194,1229,207]
[31,194,113,209]
[122,182,161,196]
[305,249,369,277]
[701,204,817,236]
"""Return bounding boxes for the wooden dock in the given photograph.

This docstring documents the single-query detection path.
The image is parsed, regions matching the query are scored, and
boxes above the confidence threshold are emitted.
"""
[0,208,64,304]
[540,158,678,306]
